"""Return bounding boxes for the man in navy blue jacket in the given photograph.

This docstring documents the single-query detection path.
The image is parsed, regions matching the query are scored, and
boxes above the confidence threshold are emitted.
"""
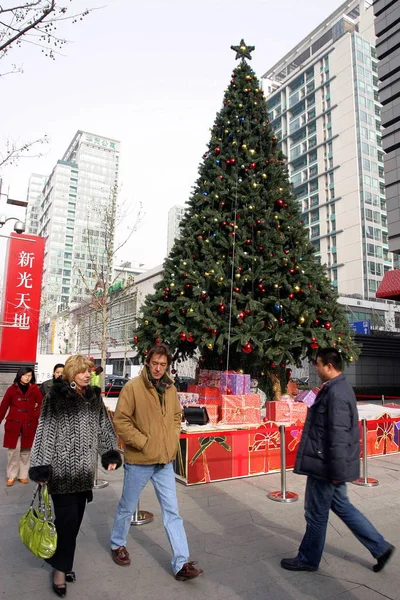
[281,348,395,573]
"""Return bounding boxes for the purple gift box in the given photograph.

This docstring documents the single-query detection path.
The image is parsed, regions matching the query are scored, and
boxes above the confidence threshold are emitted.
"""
[294,389,317,408]
[394,421,400,447]
[220,372,251,395]
[177,392,200,409]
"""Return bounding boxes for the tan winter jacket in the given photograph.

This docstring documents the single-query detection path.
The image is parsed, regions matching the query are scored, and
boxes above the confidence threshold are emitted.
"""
[112,367,182,465]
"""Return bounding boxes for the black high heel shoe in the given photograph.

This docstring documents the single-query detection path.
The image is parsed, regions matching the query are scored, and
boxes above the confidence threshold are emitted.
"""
[52,571,67,597]
[65,572,75,583]
[52,582,67,597]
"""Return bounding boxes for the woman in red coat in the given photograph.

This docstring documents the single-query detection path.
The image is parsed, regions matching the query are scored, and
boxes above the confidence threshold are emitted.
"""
[0,366,42,486]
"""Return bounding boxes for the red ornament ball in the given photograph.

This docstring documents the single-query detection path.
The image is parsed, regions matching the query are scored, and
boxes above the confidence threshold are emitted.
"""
[249,162,256,169]
[242,342,253,354]
[212,329,218,335]
[133,336,139,343]
[171,369,177,375]
[187,334,195,343]
[238,311,245,319]
[215,147,221,154]
[179,332,187,341]
[324,322,332,330]
[310,342,319,349]
[288,293,294,300]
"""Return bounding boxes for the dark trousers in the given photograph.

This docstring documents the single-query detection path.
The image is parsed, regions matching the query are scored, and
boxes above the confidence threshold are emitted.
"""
[46,492,89,573]
[298,476,389,568]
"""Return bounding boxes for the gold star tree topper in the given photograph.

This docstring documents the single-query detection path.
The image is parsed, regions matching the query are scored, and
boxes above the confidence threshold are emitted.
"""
[231,39,255,60]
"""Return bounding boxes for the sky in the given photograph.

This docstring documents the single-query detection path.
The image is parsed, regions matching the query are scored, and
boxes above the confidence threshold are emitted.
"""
[0,0,345,270]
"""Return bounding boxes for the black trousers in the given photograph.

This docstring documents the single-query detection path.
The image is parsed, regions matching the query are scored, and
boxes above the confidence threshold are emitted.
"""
[46,491,92,573]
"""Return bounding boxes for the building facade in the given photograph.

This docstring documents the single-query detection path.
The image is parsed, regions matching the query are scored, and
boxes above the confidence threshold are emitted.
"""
[36,131,120,351]
[263,0,400,326]
[167,204,186,254]
[374,0,400,254]
[25,173,47,235]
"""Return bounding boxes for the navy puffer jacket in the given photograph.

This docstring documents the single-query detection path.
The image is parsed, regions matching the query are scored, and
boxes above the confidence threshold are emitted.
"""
[294,373,360,482]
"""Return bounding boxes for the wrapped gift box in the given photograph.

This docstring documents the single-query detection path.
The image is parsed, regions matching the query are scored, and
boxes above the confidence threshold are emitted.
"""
[220,394,261,424]
[188,385,222,405]
[220,372,251,395]
[393,420,400,447]
[198,369,222,387]
[294,389,318,408]
[177,392,200,409]
[204,404,220,425]
[266,400,308,423]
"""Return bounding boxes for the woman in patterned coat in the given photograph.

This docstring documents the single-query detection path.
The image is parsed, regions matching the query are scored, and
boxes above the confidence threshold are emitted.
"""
[29,355,122,597]
[0,366,42,486]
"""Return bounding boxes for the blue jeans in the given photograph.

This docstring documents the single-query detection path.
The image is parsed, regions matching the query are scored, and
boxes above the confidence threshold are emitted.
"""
[110,462,189,574]
[298,476,390,568]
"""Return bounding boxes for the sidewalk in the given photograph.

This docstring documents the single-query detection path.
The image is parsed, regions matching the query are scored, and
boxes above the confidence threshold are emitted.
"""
[1,439,399,600]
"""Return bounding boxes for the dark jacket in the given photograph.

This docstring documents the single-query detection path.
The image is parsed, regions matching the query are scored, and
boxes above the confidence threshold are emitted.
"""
[294,373,360,482]
[29,381,121,495]
[0,383,43,449]
[40,378,56,397]
[112,367,182,465]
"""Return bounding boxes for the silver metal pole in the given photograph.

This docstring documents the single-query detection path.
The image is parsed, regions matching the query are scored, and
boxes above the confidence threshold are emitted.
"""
[130,499,154,526]
[352,419,379,487]
[268,425,299,503]
[382,394,385,406]
[93,460,108,489]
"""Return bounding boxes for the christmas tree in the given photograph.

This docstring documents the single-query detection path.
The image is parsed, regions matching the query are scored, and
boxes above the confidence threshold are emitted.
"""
[133,40,358,396]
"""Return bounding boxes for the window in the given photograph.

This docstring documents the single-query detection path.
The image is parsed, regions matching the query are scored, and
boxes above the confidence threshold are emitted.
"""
[311,225,320,238]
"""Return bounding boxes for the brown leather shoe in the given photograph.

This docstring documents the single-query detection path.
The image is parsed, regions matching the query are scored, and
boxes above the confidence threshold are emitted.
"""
[111,546,131,566]
[6,478,16,487]
[18,478,29,484]
[175,561,204,581]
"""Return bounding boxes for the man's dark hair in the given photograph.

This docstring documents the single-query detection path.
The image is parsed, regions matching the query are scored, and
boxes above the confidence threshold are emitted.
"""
[14,366,36,384]
[146,344,172,367]
[53,363,64,373]
[317,348,343,371]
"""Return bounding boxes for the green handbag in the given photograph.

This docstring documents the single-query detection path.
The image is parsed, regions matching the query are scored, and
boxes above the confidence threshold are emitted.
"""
[19,484,57,559]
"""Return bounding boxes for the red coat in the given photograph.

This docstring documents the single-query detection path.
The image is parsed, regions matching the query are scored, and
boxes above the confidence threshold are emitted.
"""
[0,383,43,449]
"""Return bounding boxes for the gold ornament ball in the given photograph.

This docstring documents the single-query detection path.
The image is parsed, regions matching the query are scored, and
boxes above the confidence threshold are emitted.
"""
[180,291,184,295]
[249,149,256,155]
[299,316,305,324]
[144,320,149,325]
[338,336,342,342]
[232,141,237,145]
[252,183,258,189]
[170,282,175,287]
[274,284,279,288]
[294,285,300,292]
[241,144,247,150]
[188,308,194,313]
[239,104,243,108]
[207,343,213,350]
[349,355,354,361]
[219,276,224,281]
[235,273,241,279]
[262,173,267,179]
[274,215,279,220]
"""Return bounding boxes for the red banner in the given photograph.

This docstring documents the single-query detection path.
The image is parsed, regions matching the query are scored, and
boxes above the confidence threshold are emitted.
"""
[0,233,45,363]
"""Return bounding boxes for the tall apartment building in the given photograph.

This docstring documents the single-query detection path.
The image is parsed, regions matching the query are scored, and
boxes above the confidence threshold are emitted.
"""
[25,173,47,234]
[262,0,400,327]
[37,131,120,350]
[373,0,400,254]
[167,204,186,254]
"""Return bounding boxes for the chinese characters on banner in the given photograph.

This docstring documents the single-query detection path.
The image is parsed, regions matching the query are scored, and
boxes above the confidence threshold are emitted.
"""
[0,233,45,363]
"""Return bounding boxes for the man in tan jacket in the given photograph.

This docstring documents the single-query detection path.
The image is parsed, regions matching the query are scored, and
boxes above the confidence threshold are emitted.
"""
[110,344,203,581]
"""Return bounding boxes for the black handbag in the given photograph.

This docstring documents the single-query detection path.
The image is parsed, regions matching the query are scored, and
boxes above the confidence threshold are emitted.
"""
[183,406,209,425]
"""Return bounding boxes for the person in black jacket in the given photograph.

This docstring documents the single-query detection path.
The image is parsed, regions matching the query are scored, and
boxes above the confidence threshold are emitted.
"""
[281,348,395,574]
[40,363,64,397]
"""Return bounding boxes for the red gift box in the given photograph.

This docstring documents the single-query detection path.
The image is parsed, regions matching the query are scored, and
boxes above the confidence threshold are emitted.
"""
[198,369,222,387]
[220,394,261,424]
[188,385,222,405]
[187,434,233,483]
[266,400,308,423]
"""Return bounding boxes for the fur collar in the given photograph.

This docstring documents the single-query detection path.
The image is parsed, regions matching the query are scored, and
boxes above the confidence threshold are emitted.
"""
[48,380,100,402]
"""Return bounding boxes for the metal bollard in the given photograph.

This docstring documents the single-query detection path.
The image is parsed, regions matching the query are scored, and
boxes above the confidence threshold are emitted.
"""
[93,461,109,489]
[382,394,385,406]
[353,419,379,487]
[268,425,299,503]
[130,500,154,526]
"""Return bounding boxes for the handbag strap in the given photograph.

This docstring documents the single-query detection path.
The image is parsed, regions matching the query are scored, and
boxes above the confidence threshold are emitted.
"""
[29,484,40,508]
[38,484,53,521]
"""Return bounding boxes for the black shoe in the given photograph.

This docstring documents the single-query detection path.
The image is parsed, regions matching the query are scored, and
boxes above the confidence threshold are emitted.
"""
[373,544,395,572]
[52,583,67,597]
[65,572,75,583]
[280,557,318,572]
